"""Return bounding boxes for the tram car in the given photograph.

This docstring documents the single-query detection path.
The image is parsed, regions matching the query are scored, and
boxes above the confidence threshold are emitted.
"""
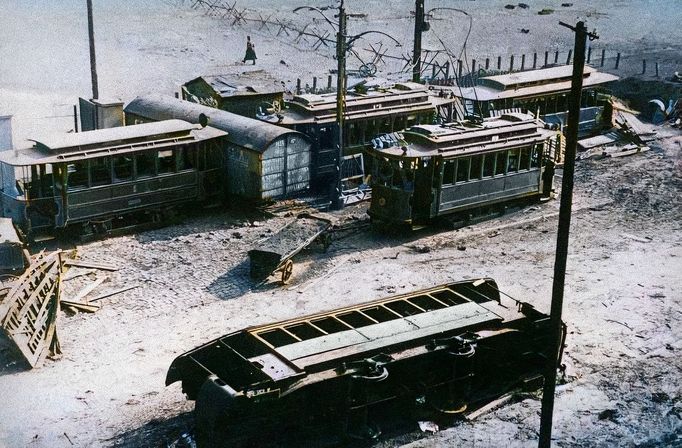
[366,113,563,228]
[0,120,226,235]
[167,278,565,448]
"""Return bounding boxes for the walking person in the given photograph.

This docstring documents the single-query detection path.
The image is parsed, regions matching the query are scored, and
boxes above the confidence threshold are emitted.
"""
[243,36,257,65]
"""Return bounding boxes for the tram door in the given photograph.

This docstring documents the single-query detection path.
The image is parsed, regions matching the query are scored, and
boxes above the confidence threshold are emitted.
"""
[412,157,435,223]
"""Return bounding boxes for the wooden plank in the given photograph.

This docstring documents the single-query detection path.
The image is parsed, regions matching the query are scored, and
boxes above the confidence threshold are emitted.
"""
[60,300,100,313]
[89,285,139,302]
[64,260,119,271]
[69,277,106,303]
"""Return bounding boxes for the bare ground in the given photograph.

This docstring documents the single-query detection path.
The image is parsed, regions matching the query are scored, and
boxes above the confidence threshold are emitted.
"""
[1,1,681,447]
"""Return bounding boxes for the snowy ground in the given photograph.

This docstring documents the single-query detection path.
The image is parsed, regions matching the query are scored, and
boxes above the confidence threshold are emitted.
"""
[0,1,681,447]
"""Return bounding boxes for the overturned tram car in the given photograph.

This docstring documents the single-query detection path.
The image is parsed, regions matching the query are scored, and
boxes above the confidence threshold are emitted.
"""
[366,113,563,228]
[167,278,565,447]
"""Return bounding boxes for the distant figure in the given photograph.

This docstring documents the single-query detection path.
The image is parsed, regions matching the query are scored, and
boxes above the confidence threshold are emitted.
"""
[243,36,257,65]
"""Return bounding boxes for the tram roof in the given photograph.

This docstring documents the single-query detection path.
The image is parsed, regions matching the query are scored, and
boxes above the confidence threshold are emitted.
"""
[370,113,557,158]
[258,82,456,125]
[0,119,226,166]
[455,65,618,101]
[124,95,308,152]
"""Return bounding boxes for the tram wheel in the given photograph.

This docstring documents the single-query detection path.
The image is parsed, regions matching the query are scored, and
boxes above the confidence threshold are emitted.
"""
[281,259,294,284]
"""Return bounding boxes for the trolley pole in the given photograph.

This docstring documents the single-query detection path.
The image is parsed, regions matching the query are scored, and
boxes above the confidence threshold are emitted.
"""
[333,0,347,210]
[86,0,99,100]
[412,0,425,82]
[538,21,597,448]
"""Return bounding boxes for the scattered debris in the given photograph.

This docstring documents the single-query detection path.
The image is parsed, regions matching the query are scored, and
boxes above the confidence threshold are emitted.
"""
[561,2,573,7]
[598,408,619,422]
[605,319,633,331]
[0,217,29,273]
[0,251,63,368]
[538,8,554,15]
[517,3,529,9]
[504,4,516,10]
[418,421,439,433]
[465,392,515,421]
[520,28,530,34]
[621,233,652,243]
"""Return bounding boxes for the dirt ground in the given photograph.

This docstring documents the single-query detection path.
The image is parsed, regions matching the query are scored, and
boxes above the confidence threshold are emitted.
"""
[0,1,681,447]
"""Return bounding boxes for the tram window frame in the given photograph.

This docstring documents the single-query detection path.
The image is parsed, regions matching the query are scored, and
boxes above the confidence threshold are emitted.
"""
[177,145,195,171]
[507,148,520,173]
[442,160,456,185]
[67,161,88,190]
[482,153,495,178]
[135,151,156,178]
[113,155,133,183]
[455,157,470,183]
[495,151,507,176]
[90,157,111,186]
[520,147,531,170]
[158,149,175,174]
[469,155,482,180]
[530,145,541,168]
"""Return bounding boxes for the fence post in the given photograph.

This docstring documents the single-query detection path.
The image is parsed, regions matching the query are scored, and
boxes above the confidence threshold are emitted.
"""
[485,57,490,70]
[615,52,621,69]
[566,49,572,65]
[432,62,437,80]
[655,61,659,78]
[497,55,502,70]
[521,54,526,70]
[471,59,476,75]
[587,47,592,63]
[509,55,514,72]
[444,61,450,82]
[533,52,538,69]
[545,51,549,66]
[600,49,605,67]
[296,78,301,94]
[312,76,317,93]
[328,75,332,90]
[554,50,559,64]
[642,59,646,74]
[457,59,463,79]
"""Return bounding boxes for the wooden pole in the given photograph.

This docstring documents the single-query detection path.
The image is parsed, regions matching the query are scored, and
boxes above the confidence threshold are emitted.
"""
[86,0,99,100]
[538,20,596,448]
[412,0,425,82]
[333,0,347,209]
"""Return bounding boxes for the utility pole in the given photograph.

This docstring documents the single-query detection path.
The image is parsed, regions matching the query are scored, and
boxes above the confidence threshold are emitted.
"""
[412,0,425,82]
[332,0,347,210]
[538,21,597,448]
[86,0,99,100]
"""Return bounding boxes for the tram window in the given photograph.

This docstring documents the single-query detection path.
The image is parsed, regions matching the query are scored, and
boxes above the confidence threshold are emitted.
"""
[113,155,133,182]
[91,157,111,186]
[530,145,540,168]
[482,154,495,178]
[177,146,195,171]
[455,158,470,183]
[520,147,531,170]
[380,117,392,133]
[67,162,88,190]
[443,161,455,185]
[318,127,334,149]
[470,155,482,180]
[136,151,156,178]
[495,152,507,175]
[158,150,175,174]
[507,149,520,172]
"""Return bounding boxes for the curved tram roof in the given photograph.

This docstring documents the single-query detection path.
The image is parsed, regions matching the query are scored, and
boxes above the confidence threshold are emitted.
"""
[124,94,308,153]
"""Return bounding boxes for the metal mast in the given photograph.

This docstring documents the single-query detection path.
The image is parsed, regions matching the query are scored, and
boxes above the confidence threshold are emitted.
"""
[86,0,99,99]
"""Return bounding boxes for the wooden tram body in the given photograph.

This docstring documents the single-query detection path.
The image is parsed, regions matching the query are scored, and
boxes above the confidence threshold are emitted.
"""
[167,278,564,447]
[0,120,226,234]
[366,113,563,228]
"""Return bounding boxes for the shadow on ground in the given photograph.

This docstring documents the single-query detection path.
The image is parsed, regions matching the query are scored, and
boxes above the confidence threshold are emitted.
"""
[107,411,194,448]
